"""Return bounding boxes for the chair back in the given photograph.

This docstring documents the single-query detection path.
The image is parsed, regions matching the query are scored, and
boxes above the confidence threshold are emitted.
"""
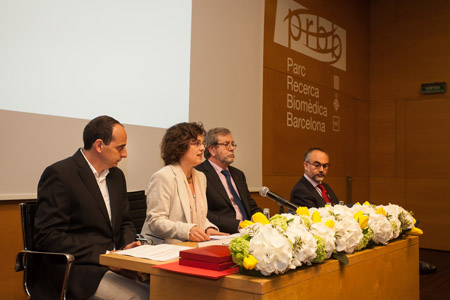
[18,202,41,297]
[16,202,74,300]
[20,202,36,251]
[127,190,146,233]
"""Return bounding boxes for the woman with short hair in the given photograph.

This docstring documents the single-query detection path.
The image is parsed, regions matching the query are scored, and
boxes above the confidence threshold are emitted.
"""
[141,122,227,244]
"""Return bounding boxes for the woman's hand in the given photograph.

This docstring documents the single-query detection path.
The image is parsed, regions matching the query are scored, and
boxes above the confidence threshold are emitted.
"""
[189,226,210,242]
[206,227,229,236]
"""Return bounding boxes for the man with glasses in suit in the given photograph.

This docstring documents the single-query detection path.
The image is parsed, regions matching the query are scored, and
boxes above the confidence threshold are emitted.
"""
[196,127,262,233]
[290,147,437,274]
[290,147,339,208]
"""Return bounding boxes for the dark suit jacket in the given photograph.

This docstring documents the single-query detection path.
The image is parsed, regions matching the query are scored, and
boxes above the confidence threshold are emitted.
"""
[33,150,136,300]
[195,160,262,233]
[290,175,339,208]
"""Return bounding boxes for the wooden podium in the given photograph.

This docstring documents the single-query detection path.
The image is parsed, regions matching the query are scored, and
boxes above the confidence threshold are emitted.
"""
[100,236,419,300]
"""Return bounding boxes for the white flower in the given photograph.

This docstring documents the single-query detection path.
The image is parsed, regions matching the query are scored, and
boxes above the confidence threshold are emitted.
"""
[326,204,352,221]
[310,207,333,219]
[382,204,402,218]
[350,204,376,216]
[310,222,336,259]
[373,205,402,239]
[249,225,292,275]
[333,217,363,253]
[368,214,393,245]
[283,213,312,228]
[285,222,317,267]
[390,219,402,239]
[240,222,263,237]
[281,213,298,222]
[383,204,415,231]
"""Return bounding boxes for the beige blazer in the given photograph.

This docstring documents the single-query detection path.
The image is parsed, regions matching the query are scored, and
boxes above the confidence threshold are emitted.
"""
[141,163,217,244]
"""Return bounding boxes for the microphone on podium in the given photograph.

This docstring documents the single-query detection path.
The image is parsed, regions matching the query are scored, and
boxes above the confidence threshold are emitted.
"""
[259,186,298,212]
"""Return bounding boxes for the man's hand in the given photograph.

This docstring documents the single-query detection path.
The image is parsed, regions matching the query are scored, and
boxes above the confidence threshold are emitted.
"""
[109,241,142,272]
[123,241,141,250]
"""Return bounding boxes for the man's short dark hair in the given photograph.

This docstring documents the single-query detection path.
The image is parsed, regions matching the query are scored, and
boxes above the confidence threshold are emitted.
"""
[204,127,231,159]
[83,115,122,150]
[161,122,205,165]
[304,147,328,161]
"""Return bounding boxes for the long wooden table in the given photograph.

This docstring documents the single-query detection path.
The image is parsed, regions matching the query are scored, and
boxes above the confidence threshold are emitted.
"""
[100,236,419,300]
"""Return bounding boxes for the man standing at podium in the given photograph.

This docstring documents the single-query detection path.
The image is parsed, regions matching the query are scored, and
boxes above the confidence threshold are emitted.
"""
[290,147,339,208]
[196,127,262,233]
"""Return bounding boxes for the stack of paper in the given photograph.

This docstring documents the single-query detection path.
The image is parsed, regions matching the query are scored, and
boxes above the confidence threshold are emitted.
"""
[116,244,193,261]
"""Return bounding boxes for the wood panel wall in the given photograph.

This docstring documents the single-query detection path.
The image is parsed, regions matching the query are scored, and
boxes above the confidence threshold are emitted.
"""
[2,0,450,297]
[262,0,370,203]
[0,201,29,300]
[370,0,450,250]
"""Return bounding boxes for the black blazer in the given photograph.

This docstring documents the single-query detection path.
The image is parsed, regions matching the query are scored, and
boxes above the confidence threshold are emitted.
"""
[195,160,262,233]
[33,150,135,300]
[290,175,339,208]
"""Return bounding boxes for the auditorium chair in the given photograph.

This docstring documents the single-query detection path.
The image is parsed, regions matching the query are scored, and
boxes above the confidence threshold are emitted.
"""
[127,190,153,244]
[127,190,147,234]
[14,202,74,300]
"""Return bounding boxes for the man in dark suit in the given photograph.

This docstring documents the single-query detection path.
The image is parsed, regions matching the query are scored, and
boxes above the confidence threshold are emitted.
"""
[33,116,148,300]
[195,128,262,233]
[289,147,437,275]
[290,147,339,208]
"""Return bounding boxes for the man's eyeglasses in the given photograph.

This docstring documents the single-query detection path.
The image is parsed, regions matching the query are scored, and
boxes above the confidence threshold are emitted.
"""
[306,161,330,169]
[189,140,206,147]
[215,142,237,149]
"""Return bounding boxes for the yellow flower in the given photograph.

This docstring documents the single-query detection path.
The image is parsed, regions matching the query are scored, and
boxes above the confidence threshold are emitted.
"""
[325,204,331,208]
[363,201,371,206]
[358,215,369,229]
[296,206,310,216]
[354,202,361,206]
[312,211,321,223]
[409,227,423,236]
[252,212,269,225]
[243,255,258,270]
[376,207,386,216]
[324,219,335,228]
[240,220,254,229]
[353,211,363,220]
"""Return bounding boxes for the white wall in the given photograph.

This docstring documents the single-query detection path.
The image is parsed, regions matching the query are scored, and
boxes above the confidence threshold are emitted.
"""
[189,0,264,191]
[0,0,264,200]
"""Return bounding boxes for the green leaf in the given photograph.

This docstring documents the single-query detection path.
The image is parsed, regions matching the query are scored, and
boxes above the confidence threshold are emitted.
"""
[332,252,349,265]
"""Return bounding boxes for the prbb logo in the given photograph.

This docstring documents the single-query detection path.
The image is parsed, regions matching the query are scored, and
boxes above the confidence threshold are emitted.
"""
[274,0,346,71]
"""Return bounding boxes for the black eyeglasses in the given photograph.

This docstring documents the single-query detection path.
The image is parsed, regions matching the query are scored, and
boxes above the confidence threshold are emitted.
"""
[306,161,330,169]
[215,142,237,149]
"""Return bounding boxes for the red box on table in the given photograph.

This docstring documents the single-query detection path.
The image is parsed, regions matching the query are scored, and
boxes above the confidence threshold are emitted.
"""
[179,245,235,271]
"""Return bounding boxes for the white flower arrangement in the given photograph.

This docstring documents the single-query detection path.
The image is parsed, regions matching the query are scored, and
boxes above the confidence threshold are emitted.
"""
[249,225,292,275]
[228,202,422,276]
[309,222,335,259]
[368,213,393,245]
[286,219,318,266]
[334,216,363,253]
